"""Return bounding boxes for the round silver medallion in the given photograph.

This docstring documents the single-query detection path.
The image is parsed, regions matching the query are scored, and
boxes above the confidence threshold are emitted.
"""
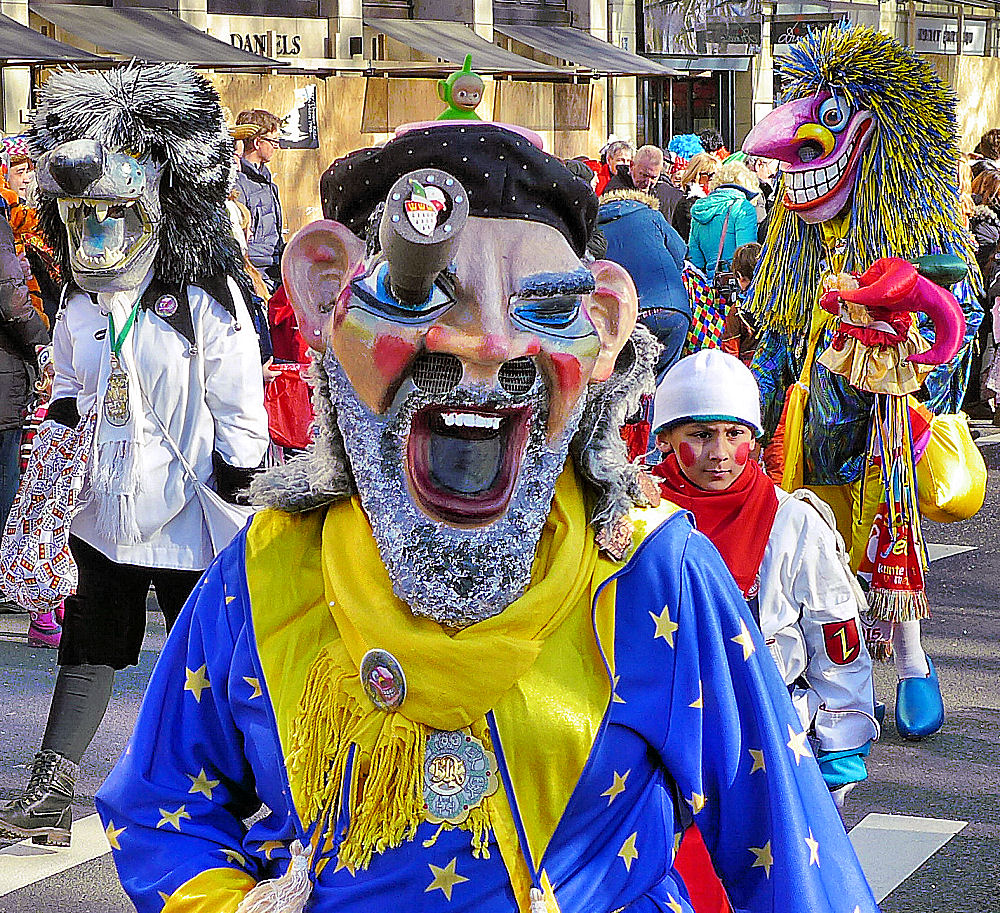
[360,648,406,711]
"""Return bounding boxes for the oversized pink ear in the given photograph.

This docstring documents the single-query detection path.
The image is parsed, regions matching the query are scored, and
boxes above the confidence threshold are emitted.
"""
[585,260,638,382]
[281,220,367,351]
[905,276,966,366]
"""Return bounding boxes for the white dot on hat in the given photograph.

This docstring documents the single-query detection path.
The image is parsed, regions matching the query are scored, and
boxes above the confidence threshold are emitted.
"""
[442,142,448,146]
[484,172,489,178]
[499,155,505,160]
[462,156,468,162]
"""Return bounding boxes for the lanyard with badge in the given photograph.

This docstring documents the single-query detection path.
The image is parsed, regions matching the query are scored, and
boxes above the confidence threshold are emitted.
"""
[103,299,141,427]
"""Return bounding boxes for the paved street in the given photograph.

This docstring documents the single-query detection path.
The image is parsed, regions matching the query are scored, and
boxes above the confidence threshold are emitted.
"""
[2,427,999,912]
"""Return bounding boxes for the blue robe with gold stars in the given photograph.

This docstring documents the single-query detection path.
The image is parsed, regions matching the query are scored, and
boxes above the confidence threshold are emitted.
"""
[96,503,880,913]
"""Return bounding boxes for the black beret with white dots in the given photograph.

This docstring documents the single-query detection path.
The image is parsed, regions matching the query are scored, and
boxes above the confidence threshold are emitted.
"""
[320,124,597,257]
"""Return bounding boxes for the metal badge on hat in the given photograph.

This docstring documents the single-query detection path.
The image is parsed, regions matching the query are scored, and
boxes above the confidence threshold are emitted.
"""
[423,729,498,825]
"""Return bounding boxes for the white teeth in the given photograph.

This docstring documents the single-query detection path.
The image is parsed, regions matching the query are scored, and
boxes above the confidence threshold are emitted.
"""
[94,203,109,222]
[441,411,502,430]
[785,132,856,204]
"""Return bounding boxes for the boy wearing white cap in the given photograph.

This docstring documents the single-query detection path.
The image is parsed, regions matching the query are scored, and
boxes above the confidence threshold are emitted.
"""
[653,349,878,804]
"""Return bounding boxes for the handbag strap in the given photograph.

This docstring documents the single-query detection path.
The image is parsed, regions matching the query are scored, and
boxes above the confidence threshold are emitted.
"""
[136,382,201,488]
[714,203,737,274]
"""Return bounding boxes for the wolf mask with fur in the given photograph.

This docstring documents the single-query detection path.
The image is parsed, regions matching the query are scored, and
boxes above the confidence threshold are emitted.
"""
[30,63,244,295]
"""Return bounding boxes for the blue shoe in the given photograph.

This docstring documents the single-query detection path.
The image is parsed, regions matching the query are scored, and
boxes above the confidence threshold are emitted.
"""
[874,701,886,727]
[895,657,944,740]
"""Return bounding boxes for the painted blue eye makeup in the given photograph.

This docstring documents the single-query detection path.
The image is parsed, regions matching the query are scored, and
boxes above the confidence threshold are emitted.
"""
[350,261,455,322]
[509,267,594,334]
[510,295,582,330]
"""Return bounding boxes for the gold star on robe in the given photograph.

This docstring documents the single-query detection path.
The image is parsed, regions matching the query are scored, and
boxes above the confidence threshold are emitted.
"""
[786,724,812,765]
[748,749,766,774]
[685,791,706,814]
[243,676,262,700]
[334,854,357,877]
[259,840,284,861]
[805,829,820,866]
[156,805,192,831]
[187,768,220,800]
[425,857,469,901]
[612,674,626,705]
[749,840,773,878]
[104,821,125,851]
[601,769,630,805]
[689,681,704,709]
[220,848,246,866]
[618,832,639,871]
[225,595,236,605]
[731,619,756,661]
[666,895,684,913]
[649,605,679,647]
[184,664,211,703]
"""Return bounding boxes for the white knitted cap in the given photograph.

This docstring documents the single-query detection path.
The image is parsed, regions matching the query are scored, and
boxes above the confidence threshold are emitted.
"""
[652,349,763,437]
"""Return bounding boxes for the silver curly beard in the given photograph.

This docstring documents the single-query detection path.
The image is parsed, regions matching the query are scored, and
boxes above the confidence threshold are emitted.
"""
[323,350,584,628]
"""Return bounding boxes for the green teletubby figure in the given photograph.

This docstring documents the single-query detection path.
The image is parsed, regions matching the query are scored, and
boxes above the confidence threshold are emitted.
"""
[436,55,484,120]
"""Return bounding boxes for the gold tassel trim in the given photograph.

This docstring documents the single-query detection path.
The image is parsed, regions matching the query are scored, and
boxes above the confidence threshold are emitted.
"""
[286,643,494,873]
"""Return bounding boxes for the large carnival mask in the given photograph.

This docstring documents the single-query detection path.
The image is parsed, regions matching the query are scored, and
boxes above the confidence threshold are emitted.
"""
[743,91,874,224]
[36,138,162,293]
[284,126,636,626]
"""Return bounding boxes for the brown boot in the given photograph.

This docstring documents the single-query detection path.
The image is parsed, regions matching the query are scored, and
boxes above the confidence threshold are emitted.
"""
[0,750,77,846]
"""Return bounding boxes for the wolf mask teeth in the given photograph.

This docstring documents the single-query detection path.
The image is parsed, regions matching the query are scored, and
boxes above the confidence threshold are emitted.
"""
[40,140,163,292]
[30,63,246,296]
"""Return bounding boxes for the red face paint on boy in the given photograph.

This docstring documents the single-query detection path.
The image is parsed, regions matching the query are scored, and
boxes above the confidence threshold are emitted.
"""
[664,421,756,491]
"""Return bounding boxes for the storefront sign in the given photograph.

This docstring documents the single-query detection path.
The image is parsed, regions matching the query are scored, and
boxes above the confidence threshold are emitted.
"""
[205,14,328,59]
[771,17,839,52]
[913,17,987,56]
[643,0,762,56]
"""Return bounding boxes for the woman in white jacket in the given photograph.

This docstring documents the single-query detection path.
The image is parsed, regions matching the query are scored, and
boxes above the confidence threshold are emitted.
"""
[0,63,270,847]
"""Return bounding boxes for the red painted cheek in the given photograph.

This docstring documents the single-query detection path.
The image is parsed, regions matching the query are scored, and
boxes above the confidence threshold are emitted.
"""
[372,335,416,382]
[550,352,583,392]
[678,442,696,467]
[734,442,751,466]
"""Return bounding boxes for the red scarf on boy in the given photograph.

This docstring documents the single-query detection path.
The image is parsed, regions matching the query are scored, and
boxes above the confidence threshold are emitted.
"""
[654,453,779,596]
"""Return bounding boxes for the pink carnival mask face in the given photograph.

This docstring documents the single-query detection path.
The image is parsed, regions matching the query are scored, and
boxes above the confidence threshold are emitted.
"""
[743,91,874,224]
[282,213,637,626]
[282,216,636,529]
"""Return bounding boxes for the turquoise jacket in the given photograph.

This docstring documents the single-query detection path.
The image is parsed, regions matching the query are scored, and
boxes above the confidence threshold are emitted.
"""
[687,185,759,278]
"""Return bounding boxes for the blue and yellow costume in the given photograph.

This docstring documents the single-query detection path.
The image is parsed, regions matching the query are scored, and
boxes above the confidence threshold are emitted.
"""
[96,470,877,913]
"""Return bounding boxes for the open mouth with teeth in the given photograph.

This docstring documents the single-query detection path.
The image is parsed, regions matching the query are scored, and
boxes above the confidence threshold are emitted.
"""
[406,405,532,525]
[57,197,154,273]
[783,115,874,211]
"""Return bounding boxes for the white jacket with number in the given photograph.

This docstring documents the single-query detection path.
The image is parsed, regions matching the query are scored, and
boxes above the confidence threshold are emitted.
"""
[51,274,269,571]
[752,488,879,753]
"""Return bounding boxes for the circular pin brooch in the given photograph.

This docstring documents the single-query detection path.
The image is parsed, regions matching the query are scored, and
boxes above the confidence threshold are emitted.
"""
[360,648,406,711]
[423,729,498,825]
[154,294,179,318]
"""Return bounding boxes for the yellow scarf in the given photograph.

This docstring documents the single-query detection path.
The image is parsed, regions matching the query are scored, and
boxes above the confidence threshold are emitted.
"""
[287,465,599,869]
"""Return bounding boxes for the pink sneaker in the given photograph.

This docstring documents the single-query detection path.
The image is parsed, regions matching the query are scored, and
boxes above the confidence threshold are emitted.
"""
[27,611,61,649]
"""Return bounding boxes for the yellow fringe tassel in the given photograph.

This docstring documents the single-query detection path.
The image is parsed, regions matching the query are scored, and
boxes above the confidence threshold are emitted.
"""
[286,644,494,873]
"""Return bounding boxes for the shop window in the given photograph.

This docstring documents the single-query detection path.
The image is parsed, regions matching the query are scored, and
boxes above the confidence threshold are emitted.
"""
[207,0,321,14]
[494,0,572,26]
